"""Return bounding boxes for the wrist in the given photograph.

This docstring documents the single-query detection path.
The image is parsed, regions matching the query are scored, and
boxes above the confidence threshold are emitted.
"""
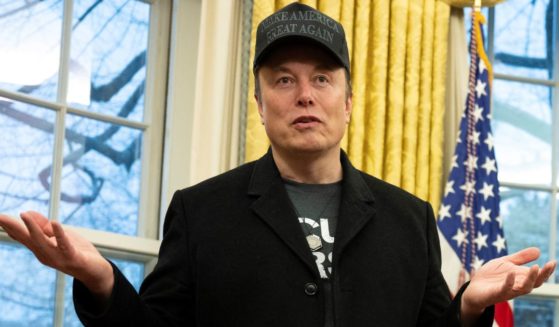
[460,287,486,326]
[78,259,115,300]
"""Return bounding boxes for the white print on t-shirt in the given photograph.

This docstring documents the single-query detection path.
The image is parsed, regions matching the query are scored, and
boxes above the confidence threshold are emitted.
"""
[299,217,334,279]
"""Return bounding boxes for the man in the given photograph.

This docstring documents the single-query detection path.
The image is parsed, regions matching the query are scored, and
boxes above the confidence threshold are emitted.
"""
[0,3,555,326]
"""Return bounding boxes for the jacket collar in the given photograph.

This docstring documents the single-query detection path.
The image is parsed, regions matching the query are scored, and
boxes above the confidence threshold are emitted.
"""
[247,149,282,196]
[247,149,375,198]
[335,151,376,257]
[247,149,376,274]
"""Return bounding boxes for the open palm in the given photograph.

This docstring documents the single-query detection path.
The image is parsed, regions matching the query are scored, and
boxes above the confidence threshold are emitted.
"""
[463,248,556,314]
[0,211,114,297]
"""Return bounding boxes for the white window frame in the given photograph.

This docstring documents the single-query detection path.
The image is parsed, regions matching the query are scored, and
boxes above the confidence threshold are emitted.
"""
[0,0,247,324]
[0,0,172,325]
[484,0,559,305]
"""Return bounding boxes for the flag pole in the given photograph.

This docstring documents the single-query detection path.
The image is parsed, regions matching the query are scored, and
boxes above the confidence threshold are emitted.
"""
[473,0,482,12]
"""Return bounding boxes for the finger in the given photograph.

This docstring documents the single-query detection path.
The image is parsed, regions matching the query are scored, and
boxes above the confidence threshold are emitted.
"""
[52,221,75,257]
[25,211,54,237]
[0,214,31,243]
[505,247,541,265]
[514,265,539,294]
[534,261,557,288]
[20,213,55,249]
[500,270,515,295]
[0,214,23,229]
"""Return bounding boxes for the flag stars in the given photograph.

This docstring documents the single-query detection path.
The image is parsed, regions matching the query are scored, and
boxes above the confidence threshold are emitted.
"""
[456,204,473,222]
[460,180,476,195]
[474,232,488,250]
[468,131,481,145]
[484,133,494,151]
[479,182,494,201]
[476,206,492,225]
[445,180,455,197]
[439,204,452,221]
[479,58,487,74]
[452,229,469,247]
[481,157,497,175]
[437,53,508,280]
[496,215,503,229]
[473,104,484,123]
[475,80,487,98]
[493,234,507,253]
[464,155,478,172]
[472,256,485,271]
[451,155,459,169]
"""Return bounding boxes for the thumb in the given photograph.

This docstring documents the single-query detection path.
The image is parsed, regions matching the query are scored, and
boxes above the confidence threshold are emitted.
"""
[505,247,540,266]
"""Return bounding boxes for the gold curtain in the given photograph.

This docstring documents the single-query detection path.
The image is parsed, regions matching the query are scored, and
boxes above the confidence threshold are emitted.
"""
[244,0,450,210]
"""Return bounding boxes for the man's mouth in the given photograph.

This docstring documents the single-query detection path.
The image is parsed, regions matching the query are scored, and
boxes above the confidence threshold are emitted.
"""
[292,116,321,125]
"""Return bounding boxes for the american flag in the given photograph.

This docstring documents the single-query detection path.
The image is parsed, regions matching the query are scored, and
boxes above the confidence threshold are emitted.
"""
[437,11,513,327]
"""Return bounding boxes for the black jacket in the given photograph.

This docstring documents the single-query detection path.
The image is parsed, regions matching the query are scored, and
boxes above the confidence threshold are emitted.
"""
[74,151,493,326]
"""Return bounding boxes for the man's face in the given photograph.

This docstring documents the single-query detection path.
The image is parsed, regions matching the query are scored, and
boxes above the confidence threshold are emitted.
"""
[256,43,352,156]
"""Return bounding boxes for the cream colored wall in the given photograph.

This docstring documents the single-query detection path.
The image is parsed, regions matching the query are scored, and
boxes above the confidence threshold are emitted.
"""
[190,0,243,181]
[161,0,244,218]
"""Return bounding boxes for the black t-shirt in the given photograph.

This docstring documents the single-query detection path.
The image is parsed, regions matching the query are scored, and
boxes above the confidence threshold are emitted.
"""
[284,179,341,279]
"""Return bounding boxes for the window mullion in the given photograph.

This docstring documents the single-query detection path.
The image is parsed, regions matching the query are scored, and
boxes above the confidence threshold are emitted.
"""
[53,272,67,327]
[137,0,171,240]
[51,0,74,326]
[548,0,559,284]
[49,0,73,223]
[487,6,495,63]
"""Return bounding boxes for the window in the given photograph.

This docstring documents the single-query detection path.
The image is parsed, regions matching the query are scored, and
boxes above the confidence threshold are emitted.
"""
[0,0,170,325]
[481,0,558,325]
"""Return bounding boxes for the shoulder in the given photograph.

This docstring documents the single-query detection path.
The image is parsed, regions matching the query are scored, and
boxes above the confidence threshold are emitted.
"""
[163,160,260,230]
[355,169,432,217]
[176,160,258,200]
[362,171,423,201]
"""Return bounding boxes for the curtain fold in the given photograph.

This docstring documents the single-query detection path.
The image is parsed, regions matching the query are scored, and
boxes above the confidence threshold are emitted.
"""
[444,8,468,189]
[401,0,423,194]
[244,0,450,210]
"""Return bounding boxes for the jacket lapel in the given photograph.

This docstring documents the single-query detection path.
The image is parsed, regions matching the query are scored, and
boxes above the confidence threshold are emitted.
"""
[246,150,377,274]
[248,151,318,276]
[333,152,377,258]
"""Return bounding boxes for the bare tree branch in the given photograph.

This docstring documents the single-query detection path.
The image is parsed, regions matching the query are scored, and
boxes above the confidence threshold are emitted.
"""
[73,0,103,30]
[494,53,548,70]
[0,79,144,169]
[0,0,44,19]
[493,0,554,80]
[0,290,53,311]
[91,50,146,103]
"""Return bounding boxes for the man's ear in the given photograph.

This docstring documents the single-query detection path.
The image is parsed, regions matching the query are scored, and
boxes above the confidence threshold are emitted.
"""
[255,94,265,125]
[344,95,352,123]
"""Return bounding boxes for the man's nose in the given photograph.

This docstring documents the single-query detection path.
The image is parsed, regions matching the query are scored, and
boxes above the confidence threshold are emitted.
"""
[296,81,314,107]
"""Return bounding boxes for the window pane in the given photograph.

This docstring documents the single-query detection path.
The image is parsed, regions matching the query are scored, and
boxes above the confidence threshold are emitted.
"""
[0,0,62,101]
[501,188,550,269]
[492,80,552,185]
[0,99,55,216]
[59,114,142,235]
[493,0,553,79]
[0,242,57,326]
[68,0,150,122]
[514,297,554,327]
[63,257,145,326]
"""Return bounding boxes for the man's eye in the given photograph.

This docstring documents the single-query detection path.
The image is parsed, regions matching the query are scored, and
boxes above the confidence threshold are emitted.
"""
[278,77,291,84]
[316,75,328,84]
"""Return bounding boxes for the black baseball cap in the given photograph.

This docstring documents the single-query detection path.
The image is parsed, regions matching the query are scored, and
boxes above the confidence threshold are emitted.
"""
[253,2,350,74]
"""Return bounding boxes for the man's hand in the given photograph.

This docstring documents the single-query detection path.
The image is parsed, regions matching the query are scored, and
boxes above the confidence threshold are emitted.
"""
[0,211,114,300]
[461,247,556,326]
